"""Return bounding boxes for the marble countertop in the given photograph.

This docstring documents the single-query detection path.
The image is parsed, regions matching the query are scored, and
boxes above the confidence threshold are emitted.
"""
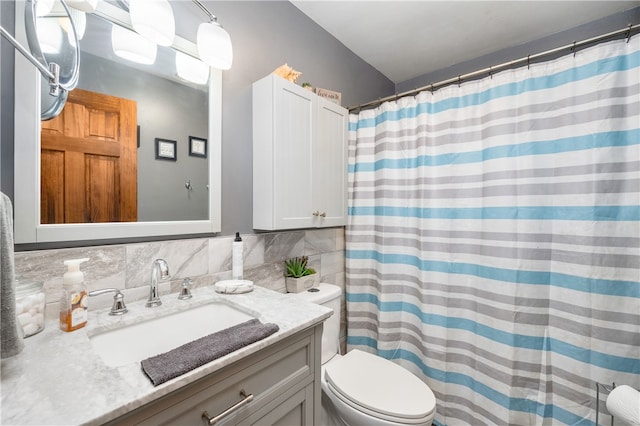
[1,286,332,425]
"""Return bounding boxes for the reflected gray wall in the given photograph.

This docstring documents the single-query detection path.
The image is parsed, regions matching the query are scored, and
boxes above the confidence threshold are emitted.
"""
[1,1,15,200]
[78,53,209,221]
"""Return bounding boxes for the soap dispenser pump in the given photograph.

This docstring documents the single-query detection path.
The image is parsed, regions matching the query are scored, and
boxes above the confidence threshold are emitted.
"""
[59,258,90,332]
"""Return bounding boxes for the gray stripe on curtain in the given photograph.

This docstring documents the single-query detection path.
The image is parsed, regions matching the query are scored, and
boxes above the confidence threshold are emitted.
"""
[353,160,640,186]
[348,224,640,248]
[348,237,640,268]
[351,178,640,199]
[348,278,640,325]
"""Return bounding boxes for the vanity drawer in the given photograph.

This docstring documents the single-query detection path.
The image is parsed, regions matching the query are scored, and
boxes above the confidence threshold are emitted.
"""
[108,327,317,426]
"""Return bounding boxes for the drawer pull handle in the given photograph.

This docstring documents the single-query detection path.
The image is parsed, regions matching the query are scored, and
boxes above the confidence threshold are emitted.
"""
[202,389,254,425]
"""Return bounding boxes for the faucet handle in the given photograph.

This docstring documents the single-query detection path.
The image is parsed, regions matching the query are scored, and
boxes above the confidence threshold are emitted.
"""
[88,288,128,316]
[178,278,193,300]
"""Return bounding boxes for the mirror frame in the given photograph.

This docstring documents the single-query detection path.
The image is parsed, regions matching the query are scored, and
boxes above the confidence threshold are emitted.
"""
[13,1,222,244]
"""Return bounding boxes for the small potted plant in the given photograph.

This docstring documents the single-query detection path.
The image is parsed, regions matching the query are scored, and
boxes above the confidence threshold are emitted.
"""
[284,256,319,293]
[301,82,313,91]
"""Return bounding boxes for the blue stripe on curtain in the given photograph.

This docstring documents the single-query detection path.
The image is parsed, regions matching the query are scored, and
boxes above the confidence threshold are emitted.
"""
[347,251,639,297]
[347,295,639,373]
[348,206,640,221]
[346,34,640,426]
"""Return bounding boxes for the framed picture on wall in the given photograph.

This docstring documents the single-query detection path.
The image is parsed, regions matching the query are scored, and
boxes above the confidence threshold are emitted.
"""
[189,136,207,158]
[155,138,177,161]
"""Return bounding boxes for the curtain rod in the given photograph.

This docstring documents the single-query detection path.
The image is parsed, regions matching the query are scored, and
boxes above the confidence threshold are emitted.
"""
[349,23,640,111]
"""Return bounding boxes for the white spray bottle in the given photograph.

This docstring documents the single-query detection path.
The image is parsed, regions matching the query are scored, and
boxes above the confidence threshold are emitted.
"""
[232,232,243,280]
[59,258,89,332]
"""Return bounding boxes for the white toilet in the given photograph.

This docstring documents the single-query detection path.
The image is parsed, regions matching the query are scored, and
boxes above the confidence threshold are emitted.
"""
[291,283,436,426]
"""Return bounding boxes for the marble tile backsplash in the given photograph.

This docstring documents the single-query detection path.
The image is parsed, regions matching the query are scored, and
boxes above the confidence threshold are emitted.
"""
[14,228,347,346]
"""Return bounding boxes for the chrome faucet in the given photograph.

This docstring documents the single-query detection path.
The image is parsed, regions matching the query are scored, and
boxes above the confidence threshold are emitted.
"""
[146,259,170,308]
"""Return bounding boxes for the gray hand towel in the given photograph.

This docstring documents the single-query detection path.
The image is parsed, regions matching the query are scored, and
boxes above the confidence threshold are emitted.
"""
[141,318,279,386]
[1,192,24,358]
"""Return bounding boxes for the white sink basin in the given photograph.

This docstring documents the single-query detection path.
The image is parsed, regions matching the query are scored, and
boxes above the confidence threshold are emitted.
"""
[89,302,256,367]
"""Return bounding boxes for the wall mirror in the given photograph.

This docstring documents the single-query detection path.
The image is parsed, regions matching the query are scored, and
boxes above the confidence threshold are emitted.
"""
[13,0,222,244]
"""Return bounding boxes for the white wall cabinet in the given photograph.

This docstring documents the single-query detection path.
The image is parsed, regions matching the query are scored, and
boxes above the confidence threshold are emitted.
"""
[106,325,321,426]
[253,75,348,230]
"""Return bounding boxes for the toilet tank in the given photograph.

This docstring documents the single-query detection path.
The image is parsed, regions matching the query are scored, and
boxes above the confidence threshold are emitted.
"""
[289,283,342,364]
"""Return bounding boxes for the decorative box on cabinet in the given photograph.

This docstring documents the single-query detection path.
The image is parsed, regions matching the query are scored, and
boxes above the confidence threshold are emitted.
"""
[106,325,322,426]
[253,74,348,230]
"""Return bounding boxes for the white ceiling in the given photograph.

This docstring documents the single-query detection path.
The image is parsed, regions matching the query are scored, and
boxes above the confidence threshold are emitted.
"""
[290,1,639,84]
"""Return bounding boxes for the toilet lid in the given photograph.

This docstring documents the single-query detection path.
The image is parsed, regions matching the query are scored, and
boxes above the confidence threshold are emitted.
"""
[324,349,436,421]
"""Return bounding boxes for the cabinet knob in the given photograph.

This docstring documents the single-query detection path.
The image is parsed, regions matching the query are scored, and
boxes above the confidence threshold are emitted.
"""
[202,389,253,425]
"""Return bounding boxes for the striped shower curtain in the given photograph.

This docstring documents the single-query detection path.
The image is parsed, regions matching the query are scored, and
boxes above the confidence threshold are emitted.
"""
[346,34,639,426]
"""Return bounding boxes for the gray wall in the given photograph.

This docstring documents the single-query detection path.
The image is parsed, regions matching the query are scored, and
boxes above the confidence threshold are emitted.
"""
[1,1,15,201]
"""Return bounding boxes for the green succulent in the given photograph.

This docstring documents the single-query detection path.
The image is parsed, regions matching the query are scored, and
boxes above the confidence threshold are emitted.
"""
[284,256,316,278]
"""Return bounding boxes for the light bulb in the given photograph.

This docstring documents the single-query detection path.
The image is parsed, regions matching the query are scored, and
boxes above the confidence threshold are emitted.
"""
[65,0,99,13]
[37,18,62,53]
[35,0,55,17]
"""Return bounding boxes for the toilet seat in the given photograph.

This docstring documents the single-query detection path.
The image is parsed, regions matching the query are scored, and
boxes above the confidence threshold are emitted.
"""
[324,349,436,424]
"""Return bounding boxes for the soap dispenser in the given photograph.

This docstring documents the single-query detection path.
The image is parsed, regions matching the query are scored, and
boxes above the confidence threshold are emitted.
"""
[59,258,89,332]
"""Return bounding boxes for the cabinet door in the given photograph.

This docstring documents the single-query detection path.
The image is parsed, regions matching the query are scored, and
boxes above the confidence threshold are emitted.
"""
[273,79,315,229]
[244,383,314,426]
[312,97,348,227]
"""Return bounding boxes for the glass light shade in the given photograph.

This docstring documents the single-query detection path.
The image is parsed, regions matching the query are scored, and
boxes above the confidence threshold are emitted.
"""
[35,0,55,16]
[111,24,157,65]
[65,0,99,13]
[197,21,233,70]
[61,8,85,42]
[129,0,175,47]
[176,51,210,85]
[36,18,62,53]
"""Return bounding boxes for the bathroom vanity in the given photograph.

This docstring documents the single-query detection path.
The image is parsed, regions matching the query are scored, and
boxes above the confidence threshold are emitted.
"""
[0,286,331,425]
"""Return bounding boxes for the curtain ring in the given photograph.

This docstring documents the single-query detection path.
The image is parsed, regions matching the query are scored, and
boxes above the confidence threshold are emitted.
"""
[572,41,577,57]
[457,75,461,87]
[625,24,632,43]
[430,83,434,94]
[489,66,493,79]
[527,55,531,70]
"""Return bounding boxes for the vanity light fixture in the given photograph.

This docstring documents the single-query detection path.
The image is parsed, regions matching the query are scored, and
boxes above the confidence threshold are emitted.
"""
[128,0,175,47]
[65,0,99,13]
[176,51,209,85]
[192,0,233,70]
[111,24,157,65]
